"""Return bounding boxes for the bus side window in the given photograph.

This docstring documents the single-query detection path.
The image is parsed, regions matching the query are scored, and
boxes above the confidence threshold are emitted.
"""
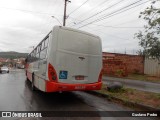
[44,37,49,48]
[32,49,36,62]
[29,55,32,63]
[40,48,47,59]
[39,43,42,52]
[31,52,34,62]
[41,41,45,50]
[36,53,39,60]
[34,46,38,60]
[36,47,39,54]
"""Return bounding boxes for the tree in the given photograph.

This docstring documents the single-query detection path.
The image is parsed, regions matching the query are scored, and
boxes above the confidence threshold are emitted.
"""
[135,0,160,59]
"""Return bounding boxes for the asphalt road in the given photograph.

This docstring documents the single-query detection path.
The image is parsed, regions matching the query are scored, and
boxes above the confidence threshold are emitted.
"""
[0,70,158,120]
[103,76,160,93]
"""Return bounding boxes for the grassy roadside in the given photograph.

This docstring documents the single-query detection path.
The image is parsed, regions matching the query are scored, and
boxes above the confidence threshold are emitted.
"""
[127,74,160,83]
[104,74,160,83]
[96,84,160,110]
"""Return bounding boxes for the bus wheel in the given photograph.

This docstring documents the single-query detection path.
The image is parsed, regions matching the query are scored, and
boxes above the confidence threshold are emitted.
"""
[26,71,29,81]
[32,73,36,91]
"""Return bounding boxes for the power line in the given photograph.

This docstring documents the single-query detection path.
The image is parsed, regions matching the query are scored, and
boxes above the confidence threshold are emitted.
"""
[67,0,110,26]
[90,28,130,40]
[67,16,143,29]
[72,0,110,21]
[95,1,147,27]
[72,0,126,27]
[91,24,143,28]
[78,0,151,29]
[79,0,110,17]
[78,0,144,28]
[68,0,89,16]
[93,0,150,25]
[0,6,62,16]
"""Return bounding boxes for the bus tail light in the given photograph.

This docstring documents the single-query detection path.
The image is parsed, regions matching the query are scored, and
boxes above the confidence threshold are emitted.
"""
[48,63,58,82]
[98,69,103,82]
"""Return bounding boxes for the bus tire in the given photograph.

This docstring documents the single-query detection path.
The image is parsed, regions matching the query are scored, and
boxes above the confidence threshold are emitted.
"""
[26,71,29,81]
[32,73,36,91]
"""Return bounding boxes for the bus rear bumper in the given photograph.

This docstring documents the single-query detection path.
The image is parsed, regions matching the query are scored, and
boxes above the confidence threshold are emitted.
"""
[45,81,102,92]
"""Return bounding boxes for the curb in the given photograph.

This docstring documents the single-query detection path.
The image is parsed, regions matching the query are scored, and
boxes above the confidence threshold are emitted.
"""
[9,69,24,72]
[86,91,160,111]
[103,76,160,84]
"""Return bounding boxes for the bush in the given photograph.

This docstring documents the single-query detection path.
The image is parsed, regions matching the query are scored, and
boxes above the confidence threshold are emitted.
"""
[115,69,124,76]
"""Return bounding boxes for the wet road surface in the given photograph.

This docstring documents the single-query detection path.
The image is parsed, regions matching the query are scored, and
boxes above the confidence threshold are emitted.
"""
[0,70,157,120]
[103,76,160,93]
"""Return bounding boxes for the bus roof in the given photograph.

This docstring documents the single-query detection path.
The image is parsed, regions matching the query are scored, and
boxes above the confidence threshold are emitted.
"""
[55,26,100,39]
[27,26,100,56]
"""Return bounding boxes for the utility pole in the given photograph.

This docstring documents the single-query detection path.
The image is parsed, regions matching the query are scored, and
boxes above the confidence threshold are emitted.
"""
[63,0,71,26]
[125,48,126,54]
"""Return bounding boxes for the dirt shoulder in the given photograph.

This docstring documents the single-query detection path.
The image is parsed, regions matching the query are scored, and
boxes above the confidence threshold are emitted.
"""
[104,74,160,83]
[95,84,160,110]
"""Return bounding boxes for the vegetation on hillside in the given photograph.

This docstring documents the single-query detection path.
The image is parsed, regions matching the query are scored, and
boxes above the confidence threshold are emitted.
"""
[0,51,28,59]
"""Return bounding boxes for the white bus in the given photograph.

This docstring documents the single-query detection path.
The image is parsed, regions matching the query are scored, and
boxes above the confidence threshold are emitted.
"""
[26,26,102,92]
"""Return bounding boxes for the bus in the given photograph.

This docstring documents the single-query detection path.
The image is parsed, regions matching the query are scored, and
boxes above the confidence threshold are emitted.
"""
[25,26,102,92]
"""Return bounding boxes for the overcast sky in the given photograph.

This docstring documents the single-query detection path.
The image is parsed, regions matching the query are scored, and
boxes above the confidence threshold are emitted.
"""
[0,0,158,54]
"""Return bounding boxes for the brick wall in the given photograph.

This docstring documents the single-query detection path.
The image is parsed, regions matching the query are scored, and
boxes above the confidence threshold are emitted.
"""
[103,52,144,76]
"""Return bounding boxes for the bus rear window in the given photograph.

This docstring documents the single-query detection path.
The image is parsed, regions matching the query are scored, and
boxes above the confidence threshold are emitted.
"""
[58,29,101,55]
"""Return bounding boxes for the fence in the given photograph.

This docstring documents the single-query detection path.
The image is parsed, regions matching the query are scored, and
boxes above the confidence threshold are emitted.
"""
[144,58,160,77]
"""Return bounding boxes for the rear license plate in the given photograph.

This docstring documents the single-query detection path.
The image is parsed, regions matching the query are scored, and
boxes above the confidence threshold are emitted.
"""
[75,76,84,80]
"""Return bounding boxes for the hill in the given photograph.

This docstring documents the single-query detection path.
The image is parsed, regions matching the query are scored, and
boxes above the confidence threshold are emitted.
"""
[0,51,28,59]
